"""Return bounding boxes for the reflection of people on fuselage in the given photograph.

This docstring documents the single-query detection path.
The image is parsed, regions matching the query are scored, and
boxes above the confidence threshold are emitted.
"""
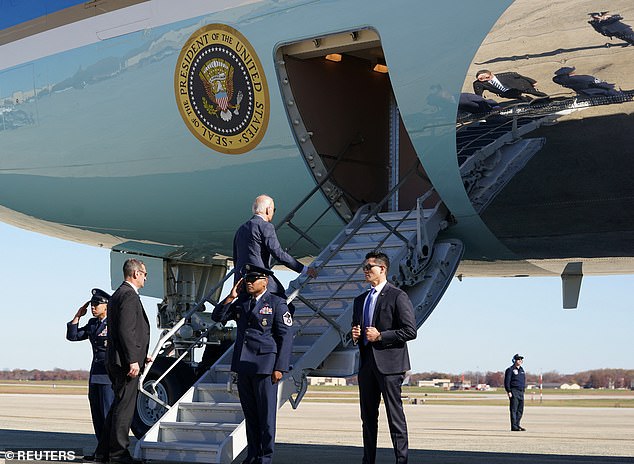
[427,84,456,113]
[473,70,548,102]
[588,12,634,46]
[552,66,623,97]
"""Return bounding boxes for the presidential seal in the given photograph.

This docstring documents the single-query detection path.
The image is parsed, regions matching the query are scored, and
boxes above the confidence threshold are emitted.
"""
[175,24,269,154]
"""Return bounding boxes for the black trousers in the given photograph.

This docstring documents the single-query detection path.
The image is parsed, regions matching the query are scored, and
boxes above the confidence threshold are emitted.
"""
[358,352,408,464]
[95,365,139,460]
[509,388,524,430]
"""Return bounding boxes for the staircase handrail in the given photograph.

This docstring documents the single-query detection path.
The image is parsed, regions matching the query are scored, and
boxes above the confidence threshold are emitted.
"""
[285,160,425,341]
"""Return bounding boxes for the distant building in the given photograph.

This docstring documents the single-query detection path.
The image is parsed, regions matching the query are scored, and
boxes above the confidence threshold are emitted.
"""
[308,376,347,386]
[560,383,581,390]
[452,380,471,390]
[418,378,453,389]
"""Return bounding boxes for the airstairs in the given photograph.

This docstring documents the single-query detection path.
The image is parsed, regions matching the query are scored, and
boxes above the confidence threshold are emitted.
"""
[134,186,464,463]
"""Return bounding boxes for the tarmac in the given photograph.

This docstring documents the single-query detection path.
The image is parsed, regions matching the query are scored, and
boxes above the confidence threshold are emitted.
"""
[1,394,633,463]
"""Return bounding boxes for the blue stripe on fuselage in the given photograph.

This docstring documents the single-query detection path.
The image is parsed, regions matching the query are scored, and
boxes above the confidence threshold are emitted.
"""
[0,0,86,30]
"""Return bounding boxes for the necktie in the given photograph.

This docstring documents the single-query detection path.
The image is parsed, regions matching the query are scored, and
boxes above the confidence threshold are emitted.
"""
[249,298,256,311]
[363,288,376,345]
[491,77,509,92]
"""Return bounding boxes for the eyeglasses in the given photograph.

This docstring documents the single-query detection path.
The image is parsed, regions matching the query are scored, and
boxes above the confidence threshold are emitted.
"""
[245,275,267,283]
[362,264,383,271]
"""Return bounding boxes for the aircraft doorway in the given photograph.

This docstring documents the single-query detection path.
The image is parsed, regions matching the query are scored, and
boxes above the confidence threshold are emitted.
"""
[276,29,432,221]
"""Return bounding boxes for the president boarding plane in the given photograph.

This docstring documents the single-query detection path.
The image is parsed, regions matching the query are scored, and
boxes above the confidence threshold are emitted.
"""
[1,0,634,462]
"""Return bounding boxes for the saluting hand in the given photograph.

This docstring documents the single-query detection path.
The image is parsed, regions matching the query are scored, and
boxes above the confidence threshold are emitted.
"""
[75,301,89,318]
[71,301,90,324]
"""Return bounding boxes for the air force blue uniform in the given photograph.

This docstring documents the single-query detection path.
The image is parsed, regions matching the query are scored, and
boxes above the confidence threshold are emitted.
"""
[504,358,526,431]
[66,317,114,441]
[212,289,293,464]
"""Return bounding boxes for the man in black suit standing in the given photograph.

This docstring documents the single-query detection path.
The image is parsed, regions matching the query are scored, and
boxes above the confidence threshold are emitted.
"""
[351,251,417,464]
[95,259,150,464]
[473,69,548,102]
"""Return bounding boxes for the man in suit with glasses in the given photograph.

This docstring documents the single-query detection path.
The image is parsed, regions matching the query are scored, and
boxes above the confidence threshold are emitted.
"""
[351,251,417,464]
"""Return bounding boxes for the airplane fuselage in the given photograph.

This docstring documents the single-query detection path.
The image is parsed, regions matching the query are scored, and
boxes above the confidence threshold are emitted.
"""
[1,0,634,278]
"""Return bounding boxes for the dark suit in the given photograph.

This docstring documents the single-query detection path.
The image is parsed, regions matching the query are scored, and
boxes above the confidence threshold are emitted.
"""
[233,215,303,296]
[352,283,417,464]
[96,282,150,461]
[473,72,547,100]
[212,290,293,464]
[553,74,621,97]
[589,14,634,45]
[66,317,114,441]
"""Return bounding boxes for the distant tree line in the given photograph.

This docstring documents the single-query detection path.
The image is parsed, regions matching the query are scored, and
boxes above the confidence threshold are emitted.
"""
[410,369,634,389]
[0,369,89,381]
[2,368,633,389]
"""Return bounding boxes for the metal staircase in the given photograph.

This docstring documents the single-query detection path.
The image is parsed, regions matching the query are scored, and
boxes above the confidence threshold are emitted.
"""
[134,189,463,463]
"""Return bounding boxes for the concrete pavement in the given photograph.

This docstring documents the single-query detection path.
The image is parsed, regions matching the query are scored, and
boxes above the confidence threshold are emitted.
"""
[1,394,633,463]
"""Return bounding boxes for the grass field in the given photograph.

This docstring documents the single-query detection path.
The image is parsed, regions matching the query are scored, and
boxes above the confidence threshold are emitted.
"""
[2,381,632,407]
[303,385,634,407]
[0,380,87,395]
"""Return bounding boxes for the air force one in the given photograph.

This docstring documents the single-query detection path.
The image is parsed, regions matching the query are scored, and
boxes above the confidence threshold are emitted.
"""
[2,0,634,460]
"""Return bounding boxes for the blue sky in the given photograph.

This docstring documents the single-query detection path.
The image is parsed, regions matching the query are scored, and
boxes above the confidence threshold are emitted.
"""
[0,221,632,375]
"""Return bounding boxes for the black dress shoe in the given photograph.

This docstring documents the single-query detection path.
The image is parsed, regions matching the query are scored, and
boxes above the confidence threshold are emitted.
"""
[511,427,520,431]
[109,455,140,464]
[518,426,526,431]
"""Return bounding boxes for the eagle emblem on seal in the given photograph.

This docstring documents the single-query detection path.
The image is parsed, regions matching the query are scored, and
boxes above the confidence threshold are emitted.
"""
[199,58,243,122]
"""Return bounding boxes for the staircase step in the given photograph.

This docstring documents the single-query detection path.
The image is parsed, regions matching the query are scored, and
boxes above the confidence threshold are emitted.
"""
[298,286,363,300]
[194,383,238,402]
[293,324,331,336]
[212,364,232,373]
[345,223,417,235]
[178,402,243,423]
[159,421,239,443]
[292,306,350,319]
[138,440,222,463]
[291,344,312,354]
[367,211,418,222]
[333,239,406,251]
[302,272,365,284]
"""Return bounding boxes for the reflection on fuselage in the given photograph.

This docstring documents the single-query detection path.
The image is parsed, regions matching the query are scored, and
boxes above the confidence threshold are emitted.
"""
[458,0,634,261]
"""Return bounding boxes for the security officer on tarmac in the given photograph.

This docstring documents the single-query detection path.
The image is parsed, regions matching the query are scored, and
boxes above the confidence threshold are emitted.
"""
[212,264,294,464]
[66,288,114,460]
[504,354,526,431]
